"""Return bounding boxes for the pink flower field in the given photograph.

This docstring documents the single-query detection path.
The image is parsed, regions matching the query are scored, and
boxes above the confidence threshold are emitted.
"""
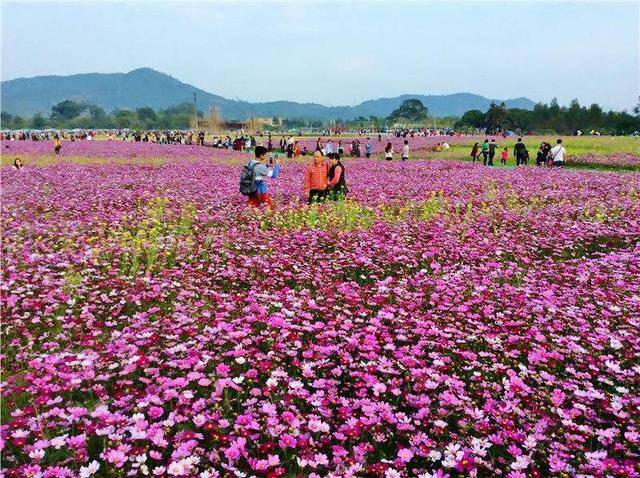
[566,154,640,170]
[1,135,471,162]
[1,155,640,477]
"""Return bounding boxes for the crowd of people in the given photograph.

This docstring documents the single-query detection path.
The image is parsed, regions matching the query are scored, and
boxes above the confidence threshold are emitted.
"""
[469,137,566,167]
[240,146,348,208]
[239,137,569,209]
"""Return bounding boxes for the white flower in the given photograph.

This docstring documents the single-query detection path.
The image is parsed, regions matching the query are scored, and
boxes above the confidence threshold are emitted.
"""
[428,450,442,462]
[385,469,401,478]
[445,443,461,456]
[29,449,45,460]
[442,457,457,468]
[79,461,100,478]
[523,435,537,450]
[50,434,69,449]
[235,357,246,364]
[167,460,187,476]
[511,455,531,471]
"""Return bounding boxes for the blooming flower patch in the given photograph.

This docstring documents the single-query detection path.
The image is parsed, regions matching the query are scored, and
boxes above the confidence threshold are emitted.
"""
[1,158,639,477]
[1,135,473,163]
[566,154,640,170]
[1,139,245,162]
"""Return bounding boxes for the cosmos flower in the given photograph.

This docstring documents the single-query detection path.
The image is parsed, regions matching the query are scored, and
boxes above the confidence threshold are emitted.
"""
[1,150,639,476]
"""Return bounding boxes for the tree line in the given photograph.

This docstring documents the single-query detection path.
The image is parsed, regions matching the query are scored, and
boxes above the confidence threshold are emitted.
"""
[1,100,200,130]
[454,98,640,135]
[1,97,639,134]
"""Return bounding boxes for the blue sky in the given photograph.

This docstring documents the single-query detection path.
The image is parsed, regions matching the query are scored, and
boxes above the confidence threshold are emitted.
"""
[2,1,638,110]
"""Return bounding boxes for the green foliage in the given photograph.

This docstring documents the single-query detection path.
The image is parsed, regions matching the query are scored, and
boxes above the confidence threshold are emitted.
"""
[109,197,197,276]
[113,109,139,129]
[281,118,324,129]
[2,95,639,134]
[259,200,377,232]
[380,192,445,224]
[258,195,446,233]
[484,102,509,133]
[1,111,13,127]
[458,109,485,129]
[387,99,430,125]
[136,107,158,128]
[455,98,640,135]
[1,101,199,130]
[30,113,46,129]
[51,99,87,120]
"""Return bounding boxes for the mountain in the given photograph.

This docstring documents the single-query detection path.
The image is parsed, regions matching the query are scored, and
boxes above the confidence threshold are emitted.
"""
[1,68,536,119]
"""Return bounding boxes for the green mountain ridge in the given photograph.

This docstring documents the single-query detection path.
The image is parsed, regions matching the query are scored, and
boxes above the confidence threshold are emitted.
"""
[1,67,536,119]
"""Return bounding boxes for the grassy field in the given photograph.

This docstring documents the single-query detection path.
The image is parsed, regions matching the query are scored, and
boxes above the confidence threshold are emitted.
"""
[2,135,638,170]
[413,135,639,157]
[403,135,640,171]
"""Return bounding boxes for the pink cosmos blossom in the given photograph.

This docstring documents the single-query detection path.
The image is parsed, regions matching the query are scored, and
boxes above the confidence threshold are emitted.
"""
[1,152,639,476]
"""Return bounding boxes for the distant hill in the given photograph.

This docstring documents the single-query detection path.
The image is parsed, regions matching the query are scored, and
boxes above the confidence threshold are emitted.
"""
[1,67,536,119]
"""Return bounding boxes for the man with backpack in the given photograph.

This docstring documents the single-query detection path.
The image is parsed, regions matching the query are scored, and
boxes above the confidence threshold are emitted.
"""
[240,146,280,208]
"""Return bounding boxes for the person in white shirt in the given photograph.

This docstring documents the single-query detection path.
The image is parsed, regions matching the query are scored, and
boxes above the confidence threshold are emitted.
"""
[325,140,334,155]
[401,140,409,161]
[384,141,393,161]
[549,139,566,166]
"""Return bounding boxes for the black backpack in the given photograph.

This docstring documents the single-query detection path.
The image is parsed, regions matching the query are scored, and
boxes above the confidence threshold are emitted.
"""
[239,161,259,196]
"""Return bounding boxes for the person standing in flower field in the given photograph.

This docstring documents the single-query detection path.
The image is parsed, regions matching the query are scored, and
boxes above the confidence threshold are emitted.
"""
[384,141,393,161]
[536,141,552,166]
[327,153,348,200]
[240,146,280,208]
[549,138,566,166]
[488,139,498,166]
[481,139,490,165]
[325,139,334,155]
[402,140,410,161]
[513,137,528,166]
[304,151,329,203]
[53,136,62,155]
[470,142,480,163]
[365,138,373,158]
[500,147,509,165]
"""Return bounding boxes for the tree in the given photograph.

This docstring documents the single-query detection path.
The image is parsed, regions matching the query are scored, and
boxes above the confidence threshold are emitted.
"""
[484,102,508,133]
[113,109,138,129]
[1,111,13,128]
[31,113,46,129]
[11,115,27,129]
[387,99,430,124]
[136,107,158,128]
[51,99,87,121]
[456,109,485,129]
